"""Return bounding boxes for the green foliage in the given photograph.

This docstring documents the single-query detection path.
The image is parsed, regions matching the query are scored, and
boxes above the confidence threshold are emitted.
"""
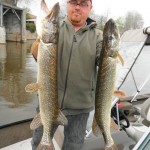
[26,13,36,19]
[26,22,36,33]
[26,13,31,20]
[124,11,144,30]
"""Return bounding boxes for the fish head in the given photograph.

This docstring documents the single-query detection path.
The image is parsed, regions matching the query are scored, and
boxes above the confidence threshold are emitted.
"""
[36,0,60,43]
[103,19,120,58]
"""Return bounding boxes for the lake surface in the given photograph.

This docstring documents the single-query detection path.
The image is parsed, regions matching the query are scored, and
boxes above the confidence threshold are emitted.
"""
[0,41,38,126]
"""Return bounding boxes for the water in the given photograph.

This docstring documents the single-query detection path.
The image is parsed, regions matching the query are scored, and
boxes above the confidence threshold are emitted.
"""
[0,41,38,126]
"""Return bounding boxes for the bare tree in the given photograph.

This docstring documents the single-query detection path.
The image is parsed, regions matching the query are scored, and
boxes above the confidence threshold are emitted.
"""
[89,10,107,30]
[115,17,125,35]
[124,11,144,31]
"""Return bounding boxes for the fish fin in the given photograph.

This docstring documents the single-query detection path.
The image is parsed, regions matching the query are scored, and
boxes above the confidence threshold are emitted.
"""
[117,51,124,66]
[25,83,41,93]
[37,143,54,150]
[114,90,126,98]
[30,113,42,130]
[92,115,102,136]
[105,144,118,150]
[56,110,68,126]
[110,118,120,131]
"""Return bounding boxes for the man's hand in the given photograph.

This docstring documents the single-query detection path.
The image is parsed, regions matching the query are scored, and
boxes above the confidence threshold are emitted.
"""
[31,38,40,61]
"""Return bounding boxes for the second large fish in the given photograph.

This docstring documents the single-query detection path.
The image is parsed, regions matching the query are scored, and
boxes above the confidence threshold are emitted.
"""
[92,19,121,150]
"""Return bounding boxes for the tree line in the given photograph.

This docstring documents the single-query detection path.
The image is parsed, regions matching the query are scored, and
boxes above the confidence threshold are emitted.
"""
[90,10,144,35]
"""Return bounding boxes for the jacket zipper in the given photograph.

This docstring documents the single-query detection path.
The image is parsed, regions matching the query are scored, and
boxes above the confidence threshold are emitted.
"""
[61,35,76,109]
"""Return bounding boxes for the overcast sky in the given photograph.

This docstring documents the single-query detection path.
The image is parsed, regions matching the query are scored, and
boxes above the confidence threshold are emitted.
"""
[25,0,149,28]
[92,0,149,27]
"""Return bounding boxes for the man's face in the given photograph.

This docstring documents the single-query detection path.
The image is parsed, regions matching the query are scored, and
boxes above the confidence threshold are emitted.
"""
[67,0,92,26]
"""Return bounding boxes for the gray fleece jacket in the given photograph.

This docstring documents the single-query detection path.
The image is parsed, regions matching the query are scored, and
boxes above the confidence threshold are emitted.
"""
[58,17,103,110]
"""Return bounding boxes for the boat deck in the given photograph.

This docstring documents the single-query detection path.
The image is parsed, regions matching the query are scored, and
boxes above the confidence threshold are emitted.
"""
[0,138,60,150]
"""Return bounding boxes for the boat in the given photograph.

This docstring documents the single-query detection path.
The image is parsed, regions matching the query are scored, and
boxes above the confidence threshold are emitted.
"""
[0,27,150,150]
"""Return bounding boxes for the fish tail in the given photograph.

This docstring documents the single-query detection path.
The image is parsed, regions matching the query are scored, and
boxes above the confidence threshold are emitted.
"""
[37,132,54,150]
[105,144,118,150]
[37,143,54,150]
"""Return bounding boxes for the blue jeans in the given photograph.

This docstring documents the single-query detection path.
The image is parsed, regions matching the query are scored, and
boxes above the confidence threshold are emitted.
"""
[31,113,89,150]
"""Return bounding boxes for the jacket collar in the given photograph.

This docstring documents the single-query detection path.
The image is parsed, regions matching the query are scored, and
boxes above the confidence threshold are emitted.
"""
[63,16,97,33]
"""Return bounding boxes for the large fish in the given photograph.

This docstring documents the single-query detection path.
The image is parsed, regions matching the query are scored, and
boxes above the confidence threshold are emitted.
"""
[25,0,67,150]
[92,19,121,150]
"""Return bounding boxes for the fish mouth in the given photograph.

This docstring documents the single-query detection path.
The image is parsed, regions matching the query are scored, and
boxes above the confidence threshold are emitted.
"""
[46,2,60,20]
[104,19,118,36]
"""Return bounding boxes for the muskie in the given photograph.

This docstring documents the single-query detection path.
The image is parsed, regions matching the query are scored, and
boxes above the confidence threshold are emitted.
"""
[92,19,121,150]
[25,0,67,150]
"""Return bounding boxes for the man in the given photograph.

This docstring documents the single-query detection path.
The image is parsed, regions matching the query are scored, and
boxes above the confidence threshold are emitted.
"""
[31,0,103,149]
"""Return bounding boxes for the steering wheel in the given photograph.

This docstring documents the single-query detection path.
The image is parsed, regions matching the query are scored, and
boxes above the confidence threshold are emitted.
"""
[111,106,130,130]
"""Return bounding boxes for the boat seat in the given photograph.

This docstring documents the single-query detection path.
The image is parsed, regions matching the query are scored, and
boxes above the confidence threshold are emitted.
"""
[124,98,150,142]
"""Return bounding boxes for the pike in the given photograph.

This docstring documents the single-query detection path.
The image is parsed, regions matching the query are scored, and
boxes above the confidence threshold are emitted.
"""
[25,0,67,150]
[92,19,124,150]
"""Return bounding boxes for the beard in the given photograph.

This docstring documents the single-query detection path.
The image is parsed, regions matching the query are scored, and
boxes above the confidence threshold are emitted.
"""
[70,12,82,25]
